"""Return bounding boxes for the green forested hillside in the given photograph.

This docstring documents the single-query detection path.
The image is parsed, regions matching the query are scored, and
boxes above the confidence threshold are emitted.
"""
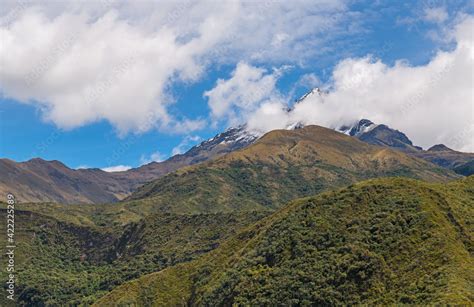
[0,207,269,305]
[454,160,474,176]
[97,176,474,306]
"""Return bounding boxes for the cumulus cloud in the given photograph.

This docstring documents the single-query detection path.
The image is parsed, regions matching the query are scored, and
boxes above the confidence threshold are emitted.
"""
[0,5,236,134]
[101,165,132,172]
[204,62,285,126]
[245,16,474,152]
[0,0,354,134]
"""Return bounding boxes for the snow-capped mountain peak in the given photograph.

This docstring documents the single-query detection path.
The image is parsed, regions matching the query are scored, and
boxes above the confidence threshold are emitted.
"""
[296,87,323,103]
[338,119,377,137]
[286,122,305,130]
[191,125,261,153]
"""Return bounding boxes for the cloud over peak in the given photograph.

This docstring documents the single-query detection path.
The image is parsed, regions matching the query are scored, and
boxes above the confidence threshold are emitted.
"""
[204,62,284,126]
[0,0,353,134]
[240,16,474,152]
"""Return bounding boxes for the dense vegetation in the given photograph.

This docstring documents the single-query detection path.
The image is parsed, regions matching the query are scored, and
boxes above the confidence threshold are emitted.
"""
[0,207,269,305]
[454,160,474,176]
[97,176,474,305]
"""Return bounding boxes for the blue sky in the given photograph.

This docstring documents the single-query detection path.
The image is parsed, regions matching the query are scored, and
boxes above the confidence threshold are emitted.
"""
[0,0,472,170]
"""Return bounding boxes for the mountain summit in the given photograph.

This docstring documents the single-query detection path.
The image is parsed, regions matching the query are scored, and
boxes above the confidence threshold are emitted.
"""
[338,119,422,151]
[428,144,455,152]
[336,119,473,173]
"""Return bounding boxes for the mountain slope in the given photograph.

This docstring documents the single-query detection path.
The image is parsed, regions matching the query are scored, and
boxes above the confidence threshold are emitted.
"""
[340,119,422,151]
[0,126,258,204]
[123,125,259,182]
[0,203,269,305]
[96,176,474,305]
[415,144,474,172]
[454,160,474,176]
[126,125,458,213]
[339,119,474,172]
[0,158,135,204]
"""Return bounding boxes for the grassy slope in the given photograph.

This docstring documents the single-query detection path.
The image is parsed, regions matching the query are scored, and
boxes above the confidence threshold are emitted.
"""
[96,176,474,306]
[126,126,458,214]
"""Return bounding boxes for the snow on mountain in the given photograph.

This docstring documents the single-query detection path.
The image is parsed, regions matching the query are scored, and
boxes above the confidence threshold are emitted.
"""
[295,87,323,103]
[286,122,305,130]
[185,88,419,159]
[198,87,321,150]
[338,119,377,137]
[197,125,261,149]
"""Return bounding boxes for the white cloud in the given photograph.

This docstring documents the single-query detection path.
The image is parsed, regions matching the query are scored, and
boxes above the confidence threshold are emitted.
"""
[140,151,166,165]
[101,165,132,172]
[204,62,285,126]
[245,16,474,152]
[0,0,354,134]
[172,135,202,155]
[271,33,290,48]
[247,101,291,133]
[0,6,236,134]
[424,7,449,24]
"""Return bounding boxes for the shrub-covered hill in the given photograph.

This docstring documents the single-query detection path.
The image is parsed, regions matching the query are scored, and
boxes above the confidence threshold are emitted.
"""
[0,206,269,306]
[126,125,459,214]
[455,160,474,176]
[97,176,474,306]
